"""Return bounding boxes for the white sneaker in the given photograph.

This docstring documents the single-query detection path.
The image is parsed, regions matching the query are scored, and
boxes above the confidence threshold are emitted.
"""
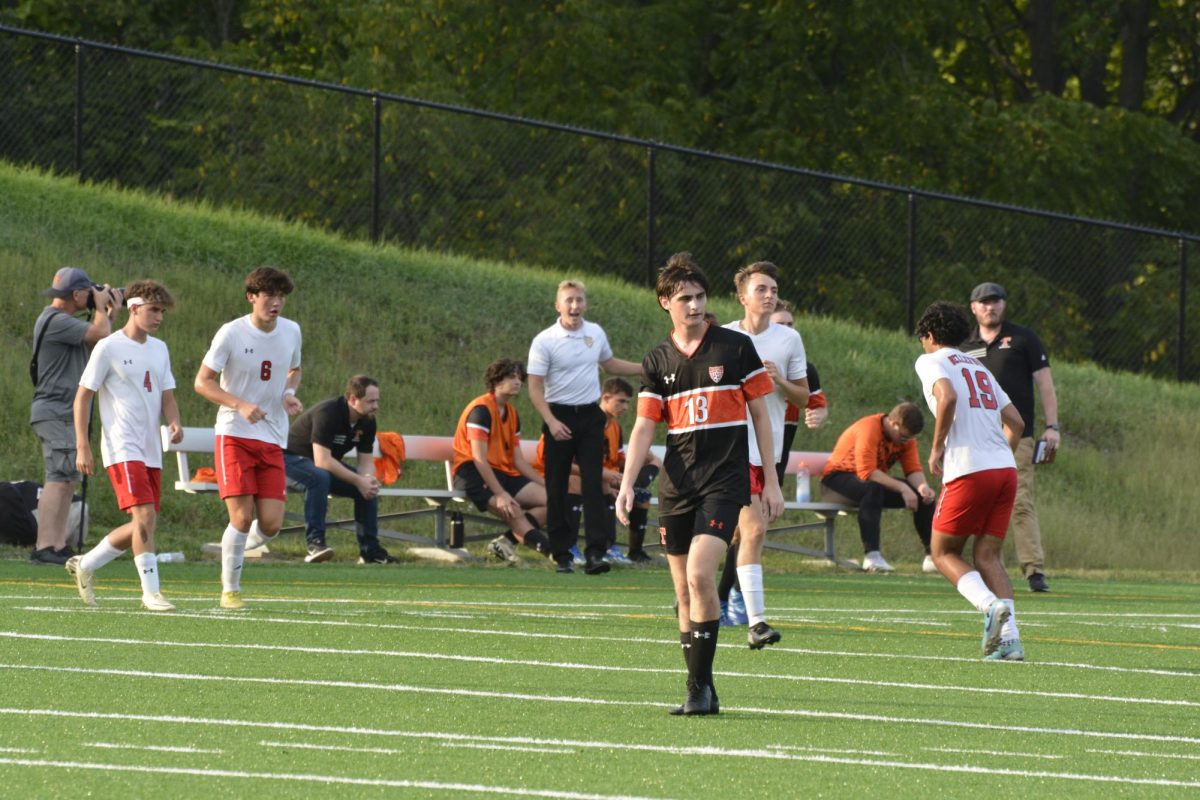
[245,529,269,551]
[141,592,176,612]
[487,536,520,564]
[862,551,894,572]
[922,554,938,574]
[65,556,97,607]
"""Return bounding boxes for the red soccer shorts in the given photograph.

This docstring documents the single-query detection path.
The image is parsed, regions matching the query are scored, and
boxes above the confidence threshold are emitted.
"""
[934,467,1018,538]
[215,434,286,501]
[106,462,162,512]
[748,464,766,496]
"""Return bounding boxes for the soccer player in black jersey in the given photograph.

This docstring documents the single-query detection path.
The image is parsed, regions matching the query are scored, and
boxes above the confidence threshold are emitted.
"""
[616,253,784,716]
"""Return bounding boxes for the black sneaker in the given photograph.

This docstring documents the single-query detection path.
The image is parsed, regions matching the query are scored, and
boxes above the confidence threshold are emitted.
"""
[626,549,653,564]
[748,621,782,649]
[358,551,398,564]
[555,556,574,574]
[670,683,719,716]
[584,555,611,575]
[30,546,69,566]
[1028,572,1050,592]
[304,541,334,563]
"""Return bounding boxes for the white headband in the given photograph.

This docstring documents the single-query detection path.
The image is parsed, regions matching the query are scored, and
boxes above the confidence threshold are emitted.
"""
[125,297,147,308]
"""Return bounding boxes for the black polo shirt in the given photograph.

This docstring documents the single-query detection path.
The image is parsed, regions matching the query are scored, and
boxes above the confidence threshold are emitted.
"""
[286,396,376,460]
[961,321,1050,438]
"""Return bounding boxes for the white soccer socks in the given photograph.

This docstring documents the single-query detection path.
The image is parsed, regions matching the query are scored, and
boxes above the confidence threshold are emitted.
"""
[133,552,160,596]
[955,570,998,613]
[221,524,249,592]
[79,537,126,573]
[736,564,767,627]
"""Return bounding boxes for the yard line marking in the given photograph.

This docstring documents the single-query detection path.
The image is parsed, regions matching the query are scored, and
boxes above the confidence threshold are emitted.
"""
[11,611,1200,679]
[3,673,1199,746]
[2,632,1194,709]
[82,741,223,754]
[766,745,901,756]
[1086,749,1200,761]
[0,747,38,754]
[0,758,670,799]
[924,746,1063,760]
[259,740,576,756]
[2,741,1199,790]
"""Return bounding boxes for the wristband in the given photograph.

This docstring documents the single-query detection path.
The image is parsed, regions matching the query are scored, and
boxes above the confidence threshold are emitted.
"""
[1045,423,1060,431]
[283,388,297,397]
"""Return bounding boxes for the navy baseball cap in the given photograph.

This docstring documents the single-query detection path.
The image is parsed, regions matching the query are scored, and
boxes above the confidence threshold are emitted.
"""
[43,266,94,298]
[970,282,1007,302]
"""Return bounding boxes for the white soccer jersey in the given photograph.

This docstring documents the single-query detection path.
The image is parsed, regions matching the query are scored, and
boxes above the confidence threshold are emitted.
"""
[78,331,176,468]
[202,315,302,446]
[527,319,614,405]
[914,347,1016,482]
[723,320,807,466]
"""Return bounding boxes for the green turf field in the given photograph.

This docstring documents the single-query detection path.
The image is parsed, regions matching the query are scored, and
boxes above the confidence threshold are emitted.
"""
[1,559,1198,798]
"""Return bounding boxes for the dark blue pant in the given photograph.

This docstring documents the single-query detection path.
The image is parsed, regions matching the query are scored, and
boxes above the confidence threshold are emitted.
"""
[284,454,382,558]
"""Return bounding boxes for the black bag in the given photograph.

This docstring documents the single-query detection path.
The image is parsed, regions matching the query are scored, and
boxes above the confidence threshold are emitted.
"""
[0,481,40,546]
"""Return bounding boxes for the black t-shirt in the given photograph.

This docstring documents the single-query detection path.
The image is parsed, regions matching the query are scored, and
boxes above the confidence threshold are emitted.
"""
[638,324,773,516]
[286,396,376,460]
[961,321,1050,438]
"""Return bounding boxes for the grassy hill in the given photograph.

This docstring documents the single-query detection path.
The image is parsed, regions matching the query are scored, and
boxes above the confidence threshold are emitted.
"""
[1,162,1196,576]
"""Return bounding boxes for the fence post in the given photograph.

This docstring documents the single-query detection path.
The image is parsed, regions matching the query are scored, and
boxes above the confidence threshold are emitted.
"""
[1179,238,1188,382]
[646,145,657,286]
[371,93,382,244]
[73,40,84,178]
[906,193,917,333]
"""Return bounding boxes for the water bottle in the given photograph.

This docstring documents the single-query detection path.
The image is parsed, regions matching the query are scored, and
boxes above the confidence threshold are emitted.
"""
[158,552,185,563]
[794,467,810,504]
[449,511,465,548]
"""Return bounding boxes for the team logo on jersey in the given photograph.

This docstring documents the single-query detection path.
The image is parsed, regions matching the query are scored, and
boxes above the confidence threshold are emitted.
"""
[584,336,594,348]
[708,366,724,383]
[999,337,1012,349]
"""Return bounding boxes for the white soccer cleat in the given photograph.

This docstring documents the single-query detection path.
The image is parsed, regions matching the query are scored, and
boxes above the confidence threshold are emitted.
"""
[981,599,1012,656]
[922,554,938,574]
[862,551,894,573]
[65,556,98,608]
[141,592,176,612]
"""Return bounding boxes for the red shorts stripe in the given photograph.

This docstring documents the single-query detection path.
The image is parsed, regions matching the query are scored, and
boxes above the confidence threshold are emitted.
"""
[106,462,161,512]
[748,464,766,496]
[215,434,286,501]
[934,467,1018,538]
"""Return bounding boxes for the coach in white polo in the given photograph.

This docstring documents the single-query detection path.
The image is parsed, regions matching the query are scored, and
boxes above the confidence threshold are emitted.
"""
[528,279,641,575]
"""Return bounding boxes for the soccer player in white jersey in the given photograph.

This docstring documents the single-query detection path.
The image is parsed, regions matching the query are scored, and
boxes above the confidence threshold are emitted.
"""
[915,301,1027,661]
[66,280,184,611]
[195,267,303,610]
[721,262,808,648]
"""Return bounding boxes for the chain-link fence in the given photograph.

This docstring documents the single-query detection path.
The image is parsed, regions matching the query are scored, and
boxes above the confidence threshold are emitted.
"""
[2,24,1196,381]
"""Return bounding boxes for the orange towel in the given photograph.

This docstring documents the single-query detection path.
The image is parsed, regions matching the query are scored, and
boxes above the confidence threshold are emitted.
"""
[193,466,217,483]
[374,431,406,485]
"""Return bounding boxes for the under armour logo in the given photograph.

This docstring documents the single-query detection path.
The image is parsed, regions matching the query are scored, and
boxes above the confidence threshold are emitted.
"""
[691,630,712,640]
[244,347,255,354]
[709,519,725,530]
[664,373,676,385]
[122,359,135,366]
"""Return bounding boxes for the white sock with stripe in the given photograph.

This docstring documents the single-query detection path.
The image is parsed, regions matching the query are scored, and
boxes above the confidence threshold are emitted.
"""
[737,564,767,626]
[79,537,125,572]
[955,570,998,613]
[133,552,160,595]
[221,524,248,592]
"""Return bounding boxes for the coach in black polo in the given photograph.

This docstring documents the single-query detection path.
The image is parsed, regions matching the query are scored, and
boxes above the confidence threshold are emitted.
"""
[962,282,1060,593]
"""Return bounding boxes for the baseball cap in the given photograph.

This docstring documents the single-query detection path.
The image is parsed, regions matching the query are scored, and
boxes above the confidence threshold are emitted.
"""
[970,282,1007,303]
[43,266,94,298]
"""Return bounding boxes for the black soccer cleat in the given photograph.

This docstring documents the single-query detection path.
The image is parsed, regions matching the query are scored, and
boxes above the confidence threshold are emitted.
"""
[670,683,719,716]
[748,621,782,650]
[682,683,714,716]
[583,555,611,575]
[1028,572,1050,592]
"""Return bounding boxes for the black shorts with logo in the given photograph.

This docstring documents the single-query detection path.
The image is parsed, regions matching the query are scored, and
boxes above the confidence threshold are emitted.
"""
[658,497,741,556]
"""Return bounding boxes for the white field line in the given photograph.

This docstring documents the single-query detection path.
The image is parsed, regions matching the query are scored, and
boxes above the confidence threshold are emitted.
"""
[82,741,223,754]
[6,593,1199,620]
[1087,749,1200,761]
[12,608,1200,680]
[260,739,576,756]
[2,668,1199,747]
[765,745,901,756]
[0,747,38,754]
[924,746,1064,760]
[2,723,1200,790]
[1,631,1194,710]
[0,757,668,799]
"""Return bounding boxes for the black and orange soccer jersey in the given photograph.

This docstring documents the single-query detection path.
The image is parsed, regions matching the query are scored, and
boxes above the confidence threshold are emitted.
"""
[451,392,522,477]
[637,324,773,515]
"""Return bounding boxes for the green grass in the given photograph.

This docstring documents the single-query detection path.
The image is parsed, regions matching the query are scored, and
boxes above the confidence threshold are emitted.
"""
[1,559,1198,798]
[1,160,1199,575]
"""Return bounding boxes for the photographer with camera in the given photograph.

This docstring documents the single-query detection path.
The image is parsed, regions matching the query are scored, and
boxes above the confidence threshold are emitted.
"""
[29,266,122,565]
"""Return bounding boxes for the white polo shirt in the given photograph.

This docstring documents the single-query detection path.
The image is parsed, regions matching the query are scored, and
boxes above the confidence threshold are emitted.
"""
[723,320,807,466]
[527,319,613,405]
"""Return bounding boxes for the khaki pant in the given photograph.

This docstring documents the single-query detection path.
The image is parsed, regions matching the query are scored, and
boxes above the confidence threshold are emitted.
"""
[1008,437,1044,577]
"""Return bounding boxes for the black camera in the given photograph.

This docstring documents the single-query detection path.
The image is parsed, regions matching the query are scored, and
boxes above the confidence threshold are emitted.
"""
[86,284,125,310]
